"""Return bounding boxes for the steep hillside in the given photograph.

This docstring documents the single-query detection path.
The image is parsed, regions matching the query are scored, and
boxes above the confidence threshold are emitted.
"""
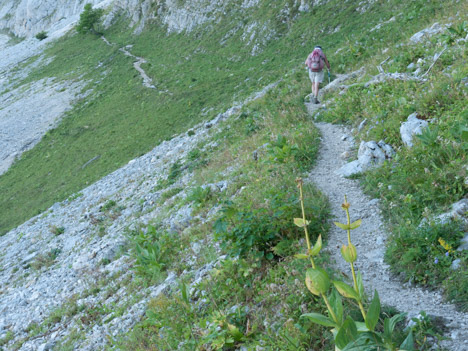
[0,0,463,235]
[0,0,467,350]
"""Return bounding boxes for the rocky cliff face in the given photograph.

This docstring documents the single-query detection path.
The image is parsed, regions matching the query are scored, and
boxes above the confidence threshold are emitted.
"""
[0,0,108,38]
[0,0,230,37]
[0,0,314,38]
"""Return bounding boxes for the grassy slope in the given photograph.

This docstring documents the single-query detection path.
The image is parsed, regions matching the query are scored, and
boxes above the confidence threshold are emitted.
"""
[0,0,460,235]
[0,0,466,349]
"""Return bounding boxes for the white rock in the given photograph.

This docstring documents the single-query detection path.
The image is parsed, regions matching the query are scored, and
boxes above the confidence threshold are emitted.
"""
[451,259,462,270]
[458,235,468,251]
[452,199,468,216]
[335,160,362,177]
[410,22,447,44]
[358,118,367,131]
[400,112,428,147]
[337,140,395,177]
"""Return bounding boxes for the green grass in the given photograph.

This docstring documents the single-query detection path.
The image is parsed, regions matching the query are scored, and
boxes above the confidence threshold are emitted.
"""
[0,0,464,235]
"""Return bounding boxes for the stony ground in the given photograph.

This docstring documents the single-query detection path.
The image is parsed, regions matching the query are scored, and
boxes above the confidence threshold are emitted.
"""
[0,82,277,350]
[305,97,468,351]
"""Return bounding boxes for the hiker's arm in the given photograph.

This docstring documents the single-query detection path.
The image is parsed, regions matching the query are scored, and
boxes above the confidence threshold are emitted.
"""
[324,56,331,70]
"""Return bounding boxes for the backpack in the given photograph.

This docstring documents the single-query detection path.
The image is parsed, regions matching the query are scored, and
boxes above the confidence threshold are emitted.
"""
[307,49,324,72]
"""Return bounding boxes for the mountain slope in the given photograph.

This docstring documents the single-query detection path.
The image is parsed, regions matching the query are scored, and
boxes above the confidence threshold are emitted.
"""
[0,0,466,350]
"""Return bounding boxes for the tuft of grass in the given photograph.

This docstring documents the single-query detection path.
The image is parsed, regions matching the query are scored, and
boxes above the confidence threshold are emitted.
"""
[50,225,65,235]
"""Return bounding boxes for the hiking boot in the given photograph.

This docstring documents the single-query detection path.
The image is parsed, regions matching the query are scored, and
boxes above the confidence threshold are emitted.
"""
[314,97,320,104]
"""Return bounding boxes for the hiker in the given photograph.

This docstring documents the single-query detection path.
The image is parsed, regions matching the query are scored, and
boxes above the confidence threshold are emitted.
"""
[305,45,330,104]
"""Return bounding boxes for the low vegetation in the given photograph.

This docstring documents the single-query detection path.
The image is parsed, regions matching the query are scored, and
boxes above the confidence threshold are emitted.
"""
[319,17,468,310]
[0,0,466,349]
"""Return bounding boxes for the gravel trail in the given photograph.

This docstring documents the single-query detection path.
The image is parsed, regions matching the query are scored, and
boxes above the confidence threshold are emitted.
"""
[305,101,468,351]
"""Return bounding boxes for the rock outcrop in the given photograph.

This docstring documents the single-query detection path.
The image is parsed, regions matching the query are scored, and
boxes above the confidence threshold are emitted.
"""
[400,112,429,147]
[336,140,395,177]
[0,0,110,38]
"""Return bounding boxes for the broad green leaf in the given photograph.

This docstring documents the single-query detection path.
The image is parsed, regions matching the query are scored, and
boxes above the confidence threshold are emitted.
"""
[294,218,310,227]
[365,290,380,331]
[333,281,360,300]
[334,222,350,230]
[306,268,330,295]
[294,253,308,259]
[355,321,369,332]
[305,276,320,295]
[342,332,383,350]
[340,243,357,263]
[349,219,362,230]
[301,312,337,327]
[399,330,415,351]
[179,282,189,304]
[309,234,322,256]
[384,313,406,340]
[329,288,344,326]
[335,318,358,350]
[227,323,244,341]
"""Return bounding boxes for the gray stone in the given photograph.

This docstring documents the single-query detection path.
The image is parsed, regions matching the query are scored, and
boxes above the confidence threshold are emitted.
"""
[336,139,395,177]
[458,235,468,252]
[358,118,367,131]
[22,252,38,266]
[451,259,462,270]
[400,112,429,147]
[410,22,447,44]
[407,62,416,70]
[298,0,310,12]
[368,199,380,207]
[452,199,468,216]
[335,160,363,177]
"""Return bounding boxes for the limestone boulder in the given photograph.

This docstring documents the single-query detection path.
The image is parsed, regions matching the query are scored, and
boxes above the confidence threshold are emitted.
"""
[400,112,428,147]
[336,140,395,177]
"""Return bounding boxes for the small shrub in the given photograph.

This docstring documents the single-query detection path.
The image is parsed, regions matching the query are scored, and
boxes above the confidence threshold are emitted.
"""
[50,225,65,235]
[127,225,178,282]
[30,248,62,270]
[187,186,211,207]
[266,134,298,164]
[167,161,183,185]
[186,149,209,171]
[159,187,183,202]
[76,3,104,35]
[101,200,116,212]
[214,188,320,260]
[35,31,48,40]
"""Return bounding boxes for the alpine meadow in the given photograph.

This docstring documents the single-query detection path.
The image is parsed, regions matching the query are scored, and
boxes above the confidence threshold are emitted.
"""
[0,0,466,350]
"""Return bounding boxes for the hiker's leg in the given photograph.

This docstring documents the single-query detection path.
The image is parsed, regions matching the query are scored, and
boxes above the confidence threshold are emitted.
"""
[313,82,320,97]
[308,69,315,95]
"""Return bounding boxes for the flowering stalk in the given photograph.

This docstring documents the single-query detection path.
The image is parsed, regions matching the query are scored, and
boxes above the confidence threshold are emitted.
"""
[296,178,339,325]
[341,195,366,320]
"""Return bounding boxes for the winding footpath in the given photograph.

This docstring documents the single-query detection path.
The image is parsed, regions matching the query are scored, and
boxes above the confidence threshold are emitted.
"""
[101,36,156,89]
[305,100,468,350]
